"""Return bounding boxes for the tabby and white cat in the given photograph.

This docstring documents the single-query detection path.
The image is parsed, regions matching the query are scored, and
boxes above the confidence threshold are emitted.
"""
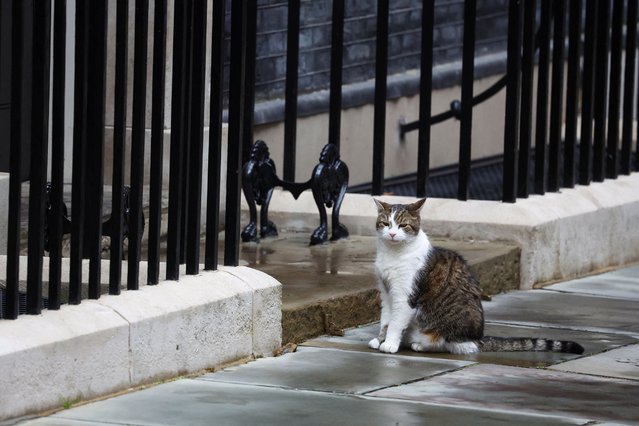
[368,198,584,355]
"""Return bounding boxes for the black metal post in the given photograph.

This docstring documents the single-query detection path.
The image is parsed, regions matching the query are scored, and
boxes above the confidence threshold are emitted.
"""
[109,0,128,294]
[185,0,207,275]
[224,0,248,266]
[517,0,536,198]
[128,0,149,290]
[372,0,389,196]
[622,0,637,175]
[167,0,188,280]
[548,0,566,192]
[179,0,194,266]
[204,0,226,271]
[148,0,167,285]
[49,0,66,309]
[242,0,258,164]
[283,0,300,182]
[85,0,107,300]
[328,0,344,150]
[534,0,552,194]
[416,0,434,198]
[26,0,51,314]
[458,0,477,201]
[592,0,610,182]
[6,0,25,319]
[563,0,582,189]
[606,0,623,179]
[69,0,90,305]
[502,0,522,203]
[579,0,598,185]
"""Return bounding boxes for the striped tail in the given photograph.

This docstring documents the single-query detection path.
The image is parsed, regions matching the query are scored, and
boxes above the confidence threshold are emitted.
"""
[479,336,584,354]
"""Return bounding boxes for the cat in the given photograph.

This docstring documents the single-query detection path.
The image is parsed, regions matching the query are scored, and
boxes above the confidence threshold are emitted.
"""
[368,198,584,355]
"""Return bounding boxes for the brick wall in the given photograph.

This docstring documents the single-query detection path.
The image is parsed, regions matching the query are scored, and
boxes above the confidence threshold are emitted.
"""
[225,0,510,104]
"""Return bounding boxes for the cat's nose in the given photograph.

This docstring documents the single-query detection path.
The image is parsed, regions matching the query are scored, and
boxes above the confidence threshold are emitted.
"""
[389,232,396,239]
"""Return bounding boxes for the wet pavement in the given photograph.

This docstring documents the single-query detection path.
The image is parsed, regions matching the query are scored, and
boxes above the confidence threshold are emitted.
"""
[13,264,639,425]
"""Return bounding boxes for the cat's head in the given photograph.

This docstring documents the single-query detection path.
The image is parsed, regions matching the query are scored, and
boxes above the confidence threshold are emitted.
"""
[373,198,426,244]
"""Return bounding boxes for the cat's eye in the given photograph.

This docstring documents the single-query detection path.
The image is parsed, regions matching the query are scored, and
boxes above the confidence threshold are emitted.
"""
[380,221,389,227]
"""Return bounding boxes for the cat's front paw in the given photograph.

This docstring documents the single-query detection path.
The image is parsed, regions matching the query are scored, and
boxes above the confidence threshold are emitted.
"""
[368,338,381,349]
[379,340,400,354]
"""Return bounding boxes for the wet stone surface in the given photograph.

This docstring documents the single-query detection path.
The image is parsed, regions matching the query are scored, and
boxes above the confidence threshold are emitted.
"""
[198,346,473,394]
[22,380,589,426]
[549,343,639,381]
[484,289,639,337]
[303,322,637,368]
[543,270,639,301]
[369,363,639,423]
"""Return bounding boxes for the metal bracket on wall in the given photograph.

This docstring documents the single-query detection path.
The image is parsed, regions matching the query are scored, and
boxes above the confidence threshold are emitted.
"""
[241,140,349,245]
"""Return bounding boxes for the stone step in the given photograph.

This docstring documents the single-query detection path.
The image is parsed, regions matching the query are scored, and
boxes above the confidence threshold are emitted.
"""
[240,232,520,344]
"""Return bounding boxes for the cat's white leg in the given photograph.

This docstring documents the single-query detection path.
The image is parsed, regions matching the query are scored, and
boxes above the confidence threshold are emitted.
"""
[445,341,479,354]
[408,330,446,352]
[369,285,391,349]
[378,296,414,354]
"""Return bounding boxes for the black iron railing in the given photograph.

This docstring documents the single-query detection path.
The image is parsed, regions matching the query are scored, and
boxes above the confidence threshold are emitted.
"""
[2,0,638,320]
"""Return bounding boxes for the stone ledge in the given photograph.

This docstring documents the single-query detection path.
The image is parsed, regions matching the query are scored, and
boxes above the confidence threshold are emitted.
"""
[0,267,282,421]
[254,173,639,289]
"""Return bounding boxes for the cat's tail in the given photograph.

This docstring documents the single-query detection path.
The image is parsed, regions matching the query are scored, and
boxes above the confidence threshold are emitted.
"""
[479,336,584,354]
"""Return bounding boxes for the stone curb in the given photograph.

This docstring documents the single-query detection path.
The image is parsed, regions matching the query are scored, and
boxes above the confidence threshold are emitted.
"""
[0,267,282,421]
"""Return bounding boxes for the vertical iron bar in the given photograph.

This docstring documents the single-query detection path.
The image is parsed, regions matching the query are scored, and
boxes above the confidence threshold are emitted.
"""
[621,0,637,174]
[534,0,552,194]
[548,0,566,192]
[242,0,257,163]
[6,0,24,319]
[458,0,477,201]
[26,0,51,314]
[592,0,610,182]
[283,0,300,182]
[49,0,66,309]
[563,0,582,189]
[416,0,434,198]
[579,0,598,185]
[606,0,623,179]
[328,0,344,150]
[69,0,90,305]
[167,0,188,280]
[224,0,248,266]
[179,0,194,266]
[204,0,226,271]
[110,0,128,294]
[85,0,108,300]
[502,0,522,203]
[372,0,389,196]
[185,0,207,275]
[148,0,167,284]
[128,0,149,290]
[517,0,536,198]
[416,0,435,197]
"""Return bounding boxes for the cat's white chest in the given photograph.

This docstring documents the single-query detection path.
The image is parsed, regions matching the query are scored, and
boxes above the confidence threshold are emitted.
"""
[375,232,432,294]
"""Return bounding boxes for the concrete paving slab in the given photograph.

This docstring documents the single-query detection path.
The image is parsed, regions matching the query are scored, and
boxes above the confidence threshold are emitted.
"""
[198,346,472,394]
[484,290,639,336]
[21,380,589,426]
[549,344,639,381]
[544,274,639,301]
[369,363,639,424]
[303,323,637,368]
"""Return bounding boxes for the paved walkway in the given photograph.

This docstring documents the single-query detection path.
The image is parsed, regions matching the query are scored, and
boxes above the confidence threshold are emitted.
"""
[13,265,639,425]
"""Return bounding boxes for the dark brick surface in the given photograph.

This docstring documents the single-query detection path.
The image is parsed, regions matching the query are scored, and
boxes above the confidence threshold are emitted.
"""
[224,0,509,104]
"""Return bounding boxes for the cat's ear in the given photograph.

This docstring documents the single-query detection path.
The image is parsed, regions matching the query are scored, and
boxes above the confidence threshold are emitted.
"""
[407,198,426,213]
[373,198,390,213]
